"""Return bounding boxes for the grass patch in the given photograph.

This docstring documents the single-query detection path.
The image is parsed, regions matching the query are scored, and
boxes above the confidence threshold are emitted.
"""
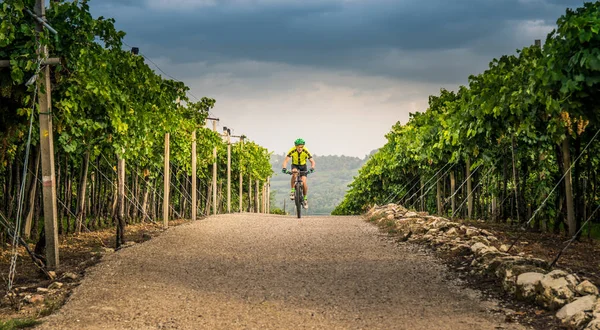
[387,228,399,235]
[38,294,67,318]
[0,319,41,330]
[382,219,399,235]
[586,223,600,240]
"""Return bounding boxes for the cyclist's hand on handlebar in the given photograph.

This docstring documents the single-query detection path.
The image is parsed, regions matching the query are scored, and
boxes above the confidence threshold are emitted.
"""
[282,168,287,174]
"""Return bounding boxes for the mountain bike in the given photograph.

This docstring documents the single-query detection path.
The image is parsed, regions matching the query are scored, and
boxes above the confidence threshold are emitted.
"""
[285,169,312,218]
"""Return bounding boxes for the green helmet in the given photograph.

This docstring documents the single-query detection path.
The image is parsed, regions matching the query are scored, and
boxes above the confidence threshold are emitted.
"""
[294,138,305,146]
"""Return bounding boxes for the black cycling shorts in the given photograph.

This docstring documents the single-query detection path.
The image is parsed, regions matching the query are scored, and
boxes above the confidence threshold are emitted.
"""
[292,164,308,176]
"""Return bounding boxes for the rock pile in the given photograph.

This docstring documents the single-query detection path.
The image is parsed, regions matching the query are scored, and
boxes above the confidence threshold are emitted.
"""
[366,203,600,329]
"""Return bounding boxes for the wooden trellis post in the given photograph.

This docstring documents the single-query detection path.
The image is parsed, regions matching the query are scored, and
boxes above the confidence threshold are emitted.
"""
[0,0,61,268]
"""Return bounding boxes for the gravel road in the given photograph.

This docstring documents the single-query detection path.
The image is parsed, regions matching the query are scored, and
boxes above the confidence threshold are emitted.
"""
[36,214,527,329]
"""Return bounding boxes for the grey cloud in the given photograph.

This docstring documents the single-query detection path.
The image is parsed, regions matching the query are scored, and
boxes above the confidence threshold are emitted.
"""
[88,0,585,83]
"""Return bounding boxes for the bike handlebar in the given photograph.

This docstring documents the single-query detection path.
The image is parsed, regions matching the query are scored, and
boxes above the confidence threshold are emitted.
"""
[284,169,312,175]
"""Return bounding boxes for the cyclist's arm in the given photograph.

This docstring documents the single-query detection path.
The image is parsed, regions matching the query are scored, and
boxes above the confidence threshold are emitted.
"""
[282,155,291,168]
[303,148,314,169]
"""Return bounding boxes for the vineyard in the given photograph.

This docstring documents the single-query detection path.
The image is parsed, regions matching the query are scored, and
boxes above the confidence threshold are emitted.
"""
[0,0,273,282]
[2,0,600,328]
[334,2,600,241]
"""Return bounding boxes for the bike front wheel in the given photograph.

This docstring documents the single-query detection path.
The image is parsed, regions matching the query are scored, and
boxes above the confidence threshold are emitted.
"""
[295,183,303,218]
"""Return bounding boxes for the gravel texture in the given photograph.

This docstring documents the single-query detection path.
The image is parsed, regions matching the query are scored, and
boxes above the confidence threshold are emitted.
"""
[36,214,527,329]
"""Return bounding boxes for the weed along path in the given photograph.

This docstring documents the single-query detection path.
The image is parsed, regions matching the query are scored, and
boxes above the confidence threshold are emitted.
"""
[37,214,526,330]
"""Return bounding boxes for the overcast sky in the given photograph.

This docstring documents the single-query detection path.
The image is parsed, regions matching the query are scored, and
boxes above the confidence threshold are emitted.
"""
[88,0,584,158]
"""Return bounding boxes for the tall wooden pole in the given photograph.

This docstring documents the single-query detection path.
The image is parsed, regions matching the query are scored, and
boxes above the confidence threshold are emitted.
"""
[226,129,231,213]
[212,120,217,215]
[420,177,424,212]
[467,157,473,219]
[562,136,576,236]
[248,173,252,212]
[255,180,260,213]
[191,130,197,220]
[450,171,456,218]
[36,0,59,268]
[511,135,519,223]
[266,177,270,214]
[436,177,442,215]
[239,136,244,212]
[163,133,170,228]
[116,156,126,247]
[262,183,266,213]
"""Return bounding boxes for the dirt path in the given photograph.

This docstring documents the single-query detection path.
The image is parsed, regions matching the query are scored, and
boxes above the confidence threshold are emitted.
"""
[36,214,527,329]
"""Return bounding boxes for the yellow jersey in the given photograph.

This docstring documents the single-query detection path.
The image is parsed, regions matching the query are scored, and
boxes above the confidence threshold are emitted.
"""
[287,147,312,166]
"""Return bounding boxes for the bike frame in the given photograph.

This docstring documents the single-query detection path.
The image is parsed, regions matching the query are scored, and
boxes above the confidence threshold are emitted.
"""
[286,169,310,218]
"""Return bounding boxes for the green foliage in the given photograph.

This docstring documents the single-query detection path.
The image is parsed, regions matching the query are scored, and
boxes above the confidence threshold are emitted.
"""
[269,207,287,215]
[334,2,600,238]
[0,0,273,225]
[0,0,273,174]
[540,1,600,130]
[0,318,41,330]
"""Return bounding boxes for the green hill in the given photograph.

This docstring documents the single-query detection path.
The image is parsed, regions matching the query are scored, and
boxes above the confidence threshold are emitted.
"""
[269,152,372,215]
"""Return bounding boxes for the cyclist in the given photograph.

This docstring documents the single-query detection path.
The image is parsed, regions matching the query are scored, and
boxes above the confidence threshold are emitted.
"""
[282,138,315,208]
